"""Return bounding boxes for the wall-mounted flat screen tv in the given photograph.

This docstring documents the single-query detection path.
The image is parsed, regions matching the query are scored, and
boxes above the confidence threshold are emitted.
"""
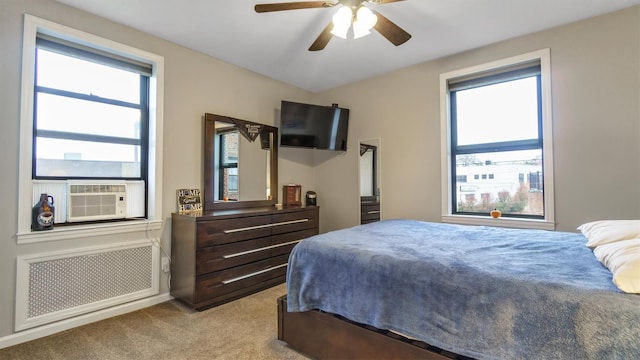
[280,100,349,151]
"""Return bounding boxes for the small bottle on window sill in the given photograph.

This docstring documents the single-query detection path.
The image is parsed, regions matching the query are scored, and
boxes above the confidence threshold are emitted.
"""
[32,193,55,231]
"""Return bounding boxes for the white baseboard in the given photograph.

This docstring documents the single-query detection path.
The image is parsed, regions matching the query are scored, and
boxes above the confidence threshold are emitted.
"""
[0,293,173,350]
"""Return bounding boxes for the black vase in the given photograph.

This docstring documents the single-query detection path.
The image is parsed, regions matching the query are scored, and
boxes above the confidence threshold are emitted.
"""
[32,193,55,231]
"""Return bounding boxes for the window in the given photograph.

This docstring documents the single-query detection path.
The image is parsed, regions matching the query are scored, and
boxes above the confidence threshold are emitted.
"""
[218,130,239,201]
[529,171,543,191]
[18,15,164,240]
[34,36,150,179]
[440,49,554,229]
[450,66,542,218]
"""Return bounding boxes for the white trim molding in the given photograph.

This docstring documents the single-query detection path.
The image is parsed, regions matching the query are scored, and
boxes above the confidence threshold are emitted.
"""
[16,219,162,244]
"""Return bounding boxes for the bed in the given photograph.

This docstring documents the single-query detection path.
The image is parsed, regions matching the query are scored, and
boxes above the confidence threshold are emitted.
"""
[280,219,640,359]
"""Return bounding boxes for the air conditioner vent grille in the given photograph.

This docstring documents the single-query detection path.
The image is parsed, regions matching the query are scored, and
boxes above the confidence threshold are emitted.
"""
[70,194,119,217]
[67,183,127,222]
[69,184,126,194]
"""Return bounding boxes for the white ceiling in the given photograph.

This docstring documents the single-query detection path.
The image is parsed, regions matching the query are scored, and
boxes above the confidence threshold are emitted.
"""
[56,0,640,93]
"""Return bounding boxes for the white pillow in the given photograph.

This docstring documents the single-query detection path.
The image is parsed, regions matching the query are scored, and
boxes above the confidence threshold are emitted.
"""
[577,220,640,248]
[593,238,640,293]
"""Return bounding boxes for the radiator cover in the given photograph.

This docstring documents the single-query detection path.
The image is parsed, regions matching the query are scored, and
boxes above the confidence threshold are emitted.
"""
[16,240,159,331]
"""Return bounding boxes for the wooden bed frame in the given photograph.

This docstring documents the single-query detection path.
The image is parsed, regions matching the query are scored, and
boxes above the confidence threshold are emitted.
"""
[277,296,471,360]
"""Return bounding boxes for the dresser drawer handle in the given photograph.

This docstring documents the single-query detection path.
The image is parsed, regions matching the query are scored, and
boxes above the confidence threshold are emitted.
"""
[223,240,303,259]
[223,219,309,234]
[367,210,380,214]
[222,263,288,284]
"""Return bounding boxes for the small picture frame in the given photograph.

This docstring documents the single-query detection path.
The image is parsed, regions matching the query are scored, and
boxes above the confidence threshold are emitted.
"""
[176,189,202,214]
[283,185,302,206]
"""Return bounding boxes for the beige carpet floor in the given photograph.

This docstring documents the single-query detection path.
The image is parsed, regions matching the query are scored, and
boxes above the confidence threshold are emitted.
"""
[0,284,310,360]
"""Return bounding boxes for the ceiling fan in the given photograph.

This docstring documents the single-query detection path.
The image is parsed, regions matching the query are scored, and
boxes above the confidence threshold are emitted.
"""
[255,0,411,51]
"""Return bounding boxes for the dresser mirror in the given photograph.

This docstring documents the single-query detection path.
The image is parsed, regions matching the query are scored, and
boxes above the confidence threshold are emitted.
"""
[203,113,278,210]
[359,138,381,224]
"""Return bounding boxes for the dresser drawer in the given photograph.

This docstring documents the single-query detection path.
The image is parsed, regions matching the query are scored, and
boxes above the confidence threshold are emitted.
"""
[196,215,272,247]
[194,258,287,303]
[196,237,272,275]
[271,228,318,256]
[272,208,319,235]
[361,211,380,219]
[361,202,380,213]
[361,202,380,224]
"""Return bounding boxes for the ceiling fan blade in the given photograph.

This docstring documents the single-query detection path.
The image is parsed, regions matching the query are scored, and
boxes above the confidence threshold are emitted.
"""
[372,10,412,46]
[308,22,334,51]
[255,1,334,13]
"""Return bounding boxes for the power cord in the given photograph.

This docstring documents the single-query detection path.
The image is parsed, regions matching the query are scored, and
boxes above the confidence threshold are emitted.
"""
[145,219,171,290]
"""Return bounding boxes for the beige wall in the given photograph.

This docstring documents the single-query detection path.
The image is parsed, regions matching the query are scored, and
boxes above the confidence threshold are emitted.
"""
[316,6,640,233]
[1,0,639,343]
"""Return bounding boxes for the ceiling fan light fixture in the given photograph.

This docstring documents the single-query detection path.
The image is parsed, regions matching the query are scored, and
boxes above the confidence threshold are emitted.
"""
[330,6,353,39]
[352,22,370,39]
[356,6,377,30]
[353,7,377,39]
[331,23,350,39]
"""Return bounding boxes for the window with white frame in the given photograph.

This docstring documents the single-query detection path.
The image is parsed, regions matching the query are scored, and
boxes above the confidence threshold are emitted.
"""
[440,50,554,229]
[18,15,164,238]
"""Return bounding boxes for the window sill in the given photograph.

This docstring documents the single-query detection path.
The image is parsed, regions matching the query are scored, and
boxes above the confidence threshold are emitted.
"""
[16,219,162,245]
[441,214,555,231]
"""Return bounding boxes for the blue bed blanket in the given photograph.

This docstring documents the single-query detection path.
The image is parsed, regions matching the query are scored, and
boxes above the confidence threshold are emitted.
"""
[286,219,640,360]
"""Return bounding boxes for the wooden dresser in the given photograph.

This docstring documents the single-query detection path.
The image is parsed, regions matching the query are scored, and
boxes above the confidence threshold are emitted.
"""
[360,200,380,224]
[171,206,319,310]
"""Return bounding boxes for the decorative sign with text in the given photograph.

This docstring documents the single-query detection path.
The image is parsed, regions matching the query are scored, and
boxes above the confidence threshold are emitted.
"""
[236,122,263,142]
[176,189,202,214]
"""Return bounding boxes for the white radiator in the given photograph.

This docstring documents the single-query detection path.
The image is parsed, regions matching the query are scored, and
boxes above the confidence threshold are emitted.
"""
[15,240,159,331]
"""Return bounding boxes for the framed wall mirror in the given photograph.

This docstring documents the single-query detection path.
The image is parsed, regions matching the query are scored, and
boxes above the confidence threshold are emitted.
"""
[359,138,381,224]
[203,113,278,210]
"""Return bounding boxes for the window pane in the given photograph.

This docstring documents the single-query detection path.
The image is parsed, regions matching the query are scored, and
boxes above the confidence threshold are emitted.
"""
[222,168,238,201]
[455,149,543,216]
[37,93,141,139]
[37,49,140,104]
[221,132,239,165]
[35,138,141,177]
[455,77,539,146]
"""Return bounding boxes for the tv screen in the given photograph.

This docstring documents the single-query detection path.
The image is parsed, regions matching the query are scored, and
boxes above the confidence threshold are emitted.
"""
[279,100,349,151]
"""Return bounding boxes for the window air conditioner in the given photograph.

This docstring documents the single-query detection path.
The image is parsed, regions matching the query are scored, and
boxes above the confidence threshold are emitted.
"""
[67,183,127,222]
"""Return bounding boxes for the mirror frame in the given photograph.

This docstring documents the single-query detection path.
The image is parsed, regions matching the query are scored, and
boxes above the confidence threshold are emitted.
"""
[203,113,278,210]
